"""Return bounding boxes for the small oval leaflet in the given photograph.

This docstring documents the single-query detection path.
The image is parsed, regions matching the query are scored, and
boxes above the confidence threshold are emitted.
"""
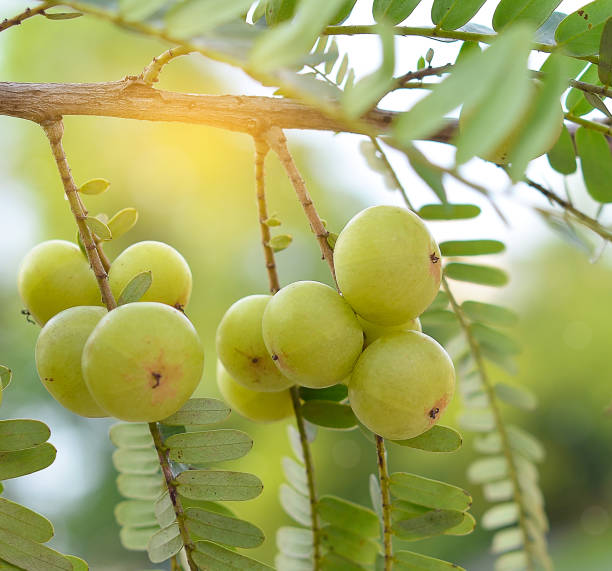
[471,323,521,355]
[492,0,562,31]
[275,553,312,571]
[507,424,545,463]
[482,502,519,530]
[119,526,158,551]
[320,552,366,570]
[299,384,348,403]
[0,443,56,480]
[116,474,164,501]
[117,271,152,306]
[495,382,537,411]
[114,500,157,529]
[280,483,311,527]
[300,400,357,430]
[320,525,379,564]
[109,423,154,449]
[176,470,263,502]
[78,178,110,195]
[154,492,175,529]
[393,550,465,570]
[391,425,462,453]
[64,555,89,570]
[0,498,54,543]
[185,507,265,548]
[445,262,509,286]
[390,472,472,512]
[0,365,12,390]
[107,207,139,238]
[440,239,505,257]
[282,456,308,496]
[445,511,476,536]
[418,203,481,220]
[276,526,313,558]
[555,0,612,56]
[0,527,72,571]
[161,398,230,426]
[393,509,465,541]
[458,409,496,432]
[431,0,488,31]
[0,419,50,452]
[84,216,112,241]
[166,429,253,464]
[372,0,420,25]
[268,234,293,253]
[146,523,182,564]
[318,495,380,539]
[546,124,577,175]
[112,447,160,475]
[193,540,273,570]
[467,456,508,484]
[575,127,612,204]
[461,301,518,327]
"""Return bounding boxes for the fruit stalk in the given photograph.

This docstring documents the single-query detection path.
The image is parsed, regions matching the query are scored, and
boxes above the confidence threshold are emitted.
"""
[253,135,322,569]
[376,435,393,571]
[41,119,117,311]
[263,126,336,284]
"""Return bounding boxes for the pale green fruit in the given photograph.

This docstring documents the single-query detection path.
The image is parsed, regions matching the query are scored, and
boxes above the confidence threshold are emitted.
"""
[82,302,204,422]
[334,206,442,325]
[359,315,421,347]
[109,241,192,310]
[216,295,294,392]
[262,281,363,388]
[18,240,102,325]
[217,361,293,423]
[35,306,108,418]
[349,331,455,440]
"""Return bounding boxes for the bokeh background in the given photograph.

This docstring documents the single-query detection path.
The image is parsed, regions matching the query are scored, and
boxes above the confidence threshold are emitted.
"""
[1,1,611,569]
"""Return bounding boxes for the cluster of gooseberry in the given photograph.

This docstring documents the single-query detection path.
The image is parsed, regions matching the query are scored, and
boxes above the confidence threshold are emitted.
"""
[18,240,204,422]
[216,205,456,440]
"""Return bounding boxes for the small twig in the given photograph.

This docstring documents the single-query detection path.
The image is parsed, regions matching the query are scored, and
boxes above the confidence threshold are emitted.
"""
[376,435,393,571]
[565,113,612,136]
[393,63,453,90]
[263,126,337,284]
[0,4,50,33]
[149,422,197,571]
[141,46,193,85]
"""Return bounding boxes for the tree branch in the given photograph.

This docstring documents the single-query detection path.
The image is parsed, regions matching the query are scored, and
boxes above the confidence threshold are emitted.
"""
[0,4,50,33]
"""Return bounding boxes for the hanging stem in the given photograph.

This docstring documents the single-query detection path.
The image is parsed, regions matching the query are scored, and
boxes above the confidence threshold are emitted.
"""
[141,46,193,85]
[376,435,393,571]
[42,118,197,571]
[252,135,322,570]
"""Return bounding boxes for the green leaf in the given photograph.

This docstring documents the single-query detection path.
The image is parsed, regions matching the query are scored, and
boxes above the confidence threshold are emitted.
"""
[146,523,181,564]
[440,240,505,256]
[492,0,562,31]
[269,234,293,253]
[369,474,383,521]
[251,0,347,72]
[166,429,252,464]
[109,423,153,449]
[431,0,488,31]
[566,64,600,116]
[495,382,537,410]
[535,11,567,44]
[64,555,88,570]
[394,550,465,570]
[78,178,110,195]
[0,527,72,571]
[428,291,449,311]
[299,384,348,403]
[492,527,524,554]
[599,17,612,84]
[444,262,509,286]
[161,398,231,426]
[390,473,472,511]
[0,420,50,452]
[119,0,168,21]
[84,217,111,241]
[282,457,308,496]
[280,484,311,527]
[458,409,496,432]
[193,540,273,570]
[117,474,164,501]
[0,443,56,480]
[185,507,264,548]
[473,431,502,454]
[275,553,313,571]
[154,492,175,529]
[177,470,263,501]
[373,0,421,25]
[483,480,514,502]
[265,0,298,25]
[300,401,357,430]
[467,456,508,484]
[418,203,480,220]
[164,0,253,37]
[444,511,476,536]
[575,126,612,203]
[393,509,465,540]
[555,0,612,56]
[471,323,521,355]
[107,207,139,238]
[277,526,313,558]
[119,526,158,551]
[112,447,160,475]
[461,301,518,327]
[494,551,528,570]
[405,145,447,203]
[0,498,53,543]
[391,425,462,453]
[44,11,83,20]
[320,552,366,570]
[481,502,519,530]
[342,25,395,118]
[117,271,152,305]
[114,500,158,529]
[0,366,12,391]
[288,426,305,463]
[320,526,379,564]
[318,495,380,538]
[507,425,545,463]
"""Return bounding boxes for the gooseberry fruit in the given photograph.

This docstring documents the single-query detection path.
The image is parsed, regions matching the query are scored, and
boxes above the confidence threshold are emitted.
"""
[262,281,363,388]
[216,361,293,423]
[35,306,108,418]
[17,240,102,325]
[334,206,442,325]
[82,302,204,422]
[216,295,294,392]
[348,331,455,440]
[359,315,421,347]
[109,241,192,310]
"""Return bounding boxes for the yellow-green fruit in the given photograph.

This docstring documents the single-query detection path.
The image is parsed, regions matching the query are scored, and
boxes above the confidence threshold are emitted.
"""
[262,281,363,388]
[359,315,421,347]
[217,361,293,423]
[334,206,442,325]
[349,331,455,440]
[17,240,102,325]
[109,241,192,310]
[35,306,108,418]
[82,302,204,422]
[216,295,294,392]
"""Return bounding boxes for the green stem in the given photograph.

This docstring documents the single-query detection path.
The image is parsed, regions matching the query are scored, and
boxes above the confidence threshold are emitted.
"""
[369,137,414,210]
[441,277,538,571]
[141,46,193,85]
[149,422,198,571]
[565,113,612,135]
[375,435,393,571]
